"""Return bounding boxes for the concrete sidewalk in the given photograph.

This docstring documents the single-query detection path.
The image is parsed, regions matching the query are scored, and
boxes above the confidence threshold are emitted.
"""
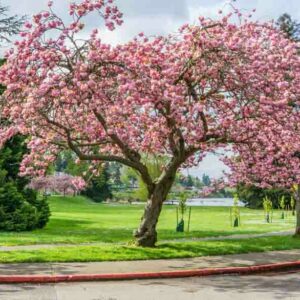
[0,249,299,276]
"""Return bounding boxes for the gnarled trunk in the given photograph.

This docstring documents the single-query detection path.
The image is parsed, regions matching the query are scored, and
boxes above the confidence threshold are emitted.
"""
[134,176,175,247]
[134,192,164,247]
[295,192,300,236]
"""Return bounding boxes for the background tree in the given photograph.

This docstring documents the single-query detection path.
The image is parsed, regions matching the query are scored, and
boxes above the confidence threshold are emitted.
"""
[211,11,300,236]
[186,175,194,188]
[194,176,203,189]
[236,184,291,209]
[0,4,25,43]
[1,1,300,246]
[109,163,123,189]
[224,127,300,235]
[56,151,88,175]
[202,174,211,187]
[119,156,166,202]
[276,13,300,41]
[55,151,112,202]
[263,196,273,223]
[29,174,86,196]
[82,163,112,202]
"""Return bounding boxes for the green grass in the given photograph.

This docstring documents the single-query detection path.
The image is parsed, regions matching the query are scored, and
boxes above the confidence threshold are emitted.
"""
[0,195,295,246]
[0,236,300,263]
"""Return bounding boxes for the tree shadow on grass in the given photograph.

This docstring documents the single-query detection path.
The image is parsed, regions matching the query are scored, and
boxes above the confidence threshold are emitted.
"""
[0,218,135,245]
[158,236,300,258]
[0,215,294,247]
[157,229,281,241]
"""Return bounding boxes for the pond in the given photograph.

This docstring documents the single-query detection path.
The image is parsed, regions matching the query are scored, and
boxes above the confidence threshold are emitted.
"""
[165,198,245,207]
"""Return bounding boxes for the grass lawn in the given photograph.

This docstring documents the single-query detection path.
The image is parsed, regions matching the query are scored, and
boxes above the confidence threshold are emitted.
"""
[0,195,295,246]
[1,236,300,263]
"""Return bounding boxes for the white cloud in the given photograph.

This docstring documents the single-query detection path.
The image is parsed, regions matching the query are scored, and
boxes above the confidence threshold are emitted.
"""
[99,14,183,45]
[182,153,229,179]
[188,0,228,24]
[115,0,189,18]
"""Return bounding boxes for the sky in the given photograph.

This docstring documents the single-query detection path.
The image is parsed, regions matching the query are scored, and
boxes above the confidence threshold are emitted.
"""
[2,0,300,178]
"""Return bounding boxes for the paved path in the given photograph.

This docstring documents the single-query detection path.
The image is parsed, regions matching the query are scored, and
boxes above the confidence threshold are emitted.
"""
[0,249,299,276]
[0,230,293,252]
[161,229,294,243]
[1,271,300,300]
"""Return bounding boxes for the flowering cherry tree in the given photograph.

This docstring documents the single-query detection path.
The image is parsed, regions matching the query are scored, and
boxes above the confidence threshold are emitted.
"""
[224,128,300,236]
[1,0,300,246]
[29,174,86,195]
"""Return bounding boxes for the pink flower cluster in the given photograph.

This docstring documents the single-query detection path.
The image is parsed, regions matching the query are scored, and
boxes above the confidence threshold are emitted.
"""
[0,127,18,148]
[224,124,300,190]
[69,0,123,30]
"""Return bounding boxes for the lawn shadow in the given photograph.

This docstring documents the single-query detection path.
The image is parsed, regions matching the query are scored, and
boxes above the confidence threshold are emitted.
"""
[0,218,135,246]
[156,228,289,242]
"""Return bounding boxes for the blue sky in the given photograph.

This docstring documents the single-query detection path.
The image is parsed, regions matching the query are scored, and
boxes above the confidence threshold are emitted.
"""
[2,0,299,178]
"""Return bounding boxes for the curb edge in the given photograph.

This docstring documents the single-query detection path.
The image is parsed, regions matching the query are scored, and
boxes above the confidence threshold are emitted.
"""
[1,260,300,283]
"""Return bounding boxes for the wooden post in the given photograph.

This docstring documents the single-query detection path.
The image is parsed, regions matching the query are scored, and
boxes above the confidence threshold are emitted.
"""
[271,208,273,223]
[187,207,192,232]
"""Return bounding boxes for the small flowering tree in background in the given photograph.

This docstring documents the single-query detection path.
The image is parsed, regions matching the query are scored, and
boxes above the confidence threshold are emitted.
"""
[70,175,87,195]
[225,139,300,233]
[291,195,296,216]
[292,184,300,231]
[263,196,273,223]
[176,192,187,233]
[1,1,300,246]
[230,194,240,227]
[279,195,286,219]
[29,174,86,196]
[27,176,49,194]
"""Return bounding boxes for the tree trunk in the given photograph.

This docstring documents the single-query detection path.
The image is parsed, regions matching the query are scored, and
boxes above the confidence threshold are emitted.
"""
[134,177,175,247]
[295,191,300,236]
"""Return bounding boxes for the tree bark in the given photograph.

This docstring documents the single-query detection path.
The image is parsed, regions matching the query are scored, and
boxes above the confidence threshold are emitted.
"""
[134,176,175,247]
[295,191,300,236]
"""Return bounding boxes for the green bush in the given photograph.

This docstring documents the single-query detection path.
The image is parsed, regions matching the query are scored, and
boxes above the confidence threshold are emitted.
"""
[0,134,50,231]
[34,195,51,228]
[0,183,50,231]
[236,184,291,208]
[82,166,112,202]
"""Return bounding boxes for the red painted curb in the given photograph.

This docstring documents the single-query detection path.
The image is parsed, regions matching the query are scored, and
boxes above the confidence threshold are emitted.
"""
[1,261,300,283]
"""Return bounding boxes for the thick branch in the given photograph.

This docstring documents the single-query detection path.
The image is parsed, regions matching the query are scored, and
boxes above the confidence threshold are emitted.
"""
[157,103,185,157]
[93,110,142,161]
[39,110,154,191]
[185,79,209,136]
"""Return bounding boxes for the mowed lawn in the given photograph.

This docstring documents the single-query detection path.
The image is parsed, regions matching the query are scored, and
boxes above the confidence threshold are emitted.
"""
[0,195,295,246]
[1,236,300,263]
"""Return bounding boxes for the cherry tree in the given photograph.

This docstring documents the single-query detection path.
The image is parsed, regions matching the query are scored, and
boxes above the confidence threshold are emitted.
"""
[52,173,86,195]
[29,174,86,195]
[224,126,300,236]
[28,176,49,193]
[1,0,300,246]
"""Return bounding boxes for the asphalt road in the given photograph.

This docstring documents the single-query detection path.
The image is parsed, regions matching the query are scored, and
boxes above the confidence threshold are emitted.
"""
[1,271,300,300]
